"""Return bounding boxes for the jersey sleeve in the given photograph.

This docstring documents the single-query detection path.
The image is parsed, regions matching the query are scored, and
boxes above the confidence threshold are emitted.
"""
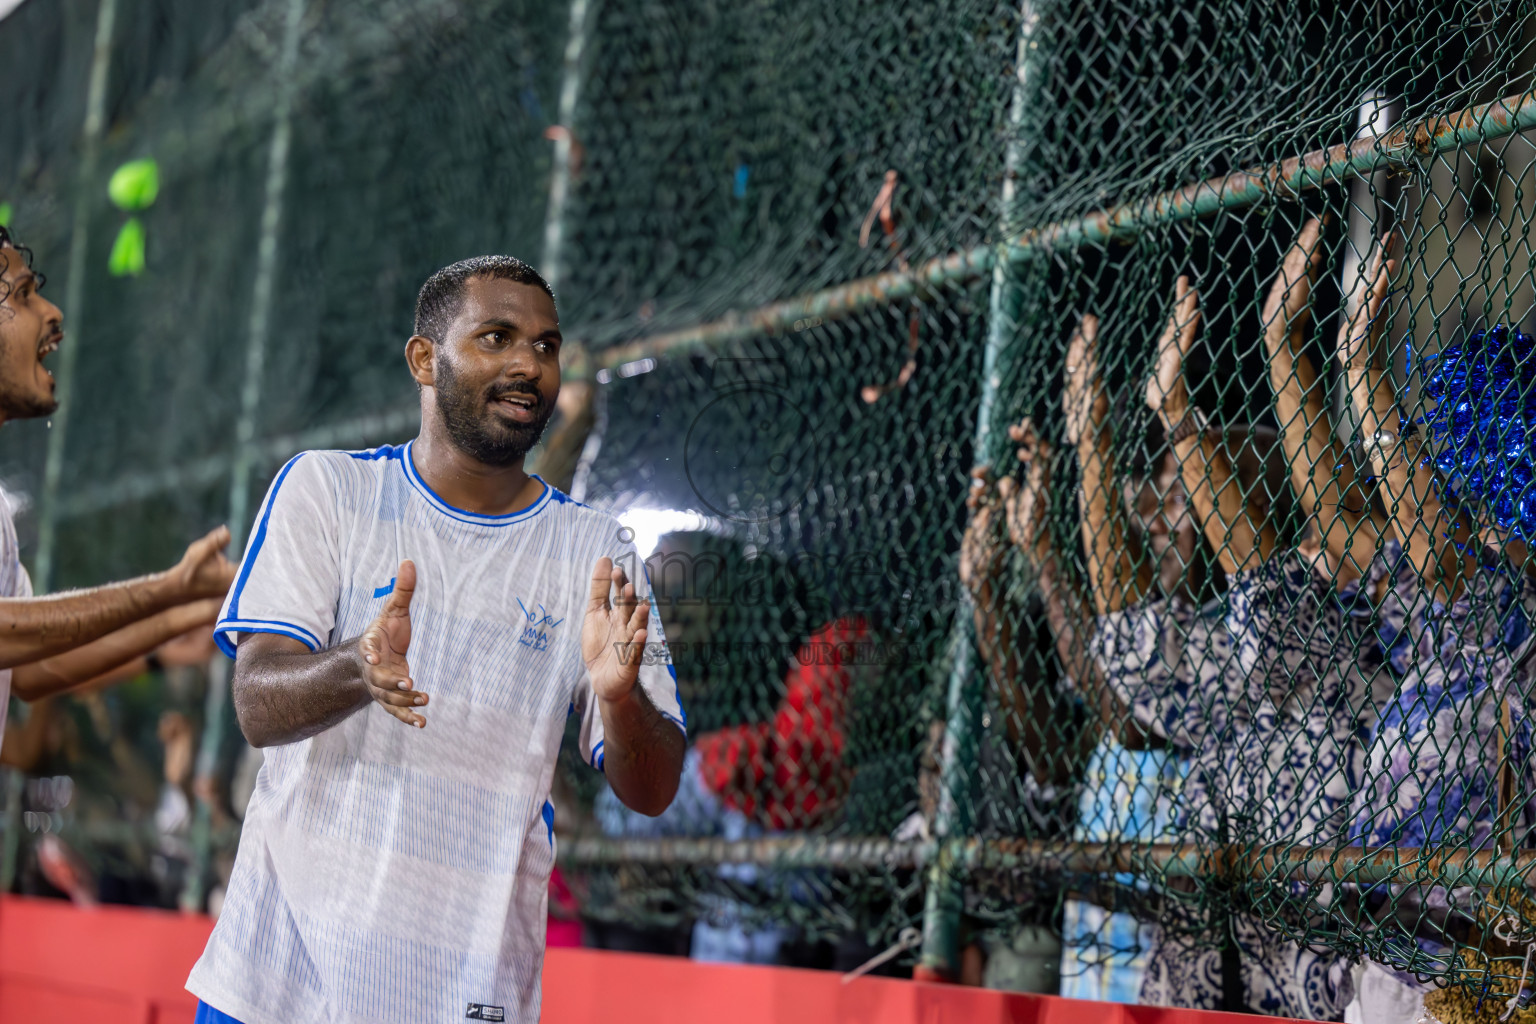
[578,537,687,772]
[215,453,341,658]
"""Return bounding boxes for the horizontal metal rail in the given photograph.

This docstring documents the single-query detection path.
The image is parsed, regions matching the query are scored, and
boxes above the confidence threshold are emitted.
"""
[54,89,1536,519]
[597,86,1536,370]
[560,834,1536,889]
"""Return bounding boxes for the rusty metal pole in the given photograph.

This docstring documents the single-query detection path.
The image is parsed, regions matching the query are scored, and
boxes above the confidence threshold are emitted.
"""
[914,0,1046,982]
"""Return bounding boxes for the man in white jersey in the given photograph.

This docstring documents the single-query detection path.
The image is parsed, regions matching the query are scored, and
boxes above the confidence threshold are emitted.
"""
[187,255,687,1024]
[0,229,236,753]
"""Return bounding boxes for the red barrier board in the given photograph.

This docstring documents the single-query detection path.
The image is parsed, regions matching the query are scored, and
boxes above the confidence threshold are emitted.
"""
[0,895,1280,1023]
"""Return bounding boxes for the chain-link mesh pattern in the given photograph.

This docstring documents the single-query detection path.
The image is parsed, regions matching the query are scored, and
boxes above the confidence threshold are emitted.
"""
[8,0,1536,1014]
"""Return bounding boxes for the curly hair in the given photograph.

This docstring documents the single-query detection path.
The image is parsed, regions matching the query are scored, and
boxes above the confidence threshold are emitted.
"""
[0,224,45,310]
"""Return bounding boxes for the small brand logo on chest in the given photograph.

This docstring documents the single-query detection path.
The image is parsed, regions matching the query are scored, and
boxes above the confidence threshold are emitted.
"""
[516,598,564,653]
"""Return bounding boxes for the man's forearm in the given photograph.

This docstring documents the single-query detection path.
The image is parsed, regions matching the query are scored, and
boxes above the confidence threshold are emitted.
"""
[11,601,216,702]
[599,686,685,817]
[232,639,372,748]
[0,572,185,670]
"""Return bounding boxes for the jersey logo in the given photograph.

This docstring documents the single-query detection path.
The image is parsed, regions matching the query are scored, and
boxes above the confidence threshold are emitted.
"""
[516,598,564,653]
[466,1004,505,1021]
[372,577,397,599]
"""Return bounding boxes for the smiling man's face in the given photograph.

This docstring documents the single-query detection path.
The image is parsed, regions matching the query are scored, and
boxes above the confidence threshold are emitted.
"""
[429,275,562,467]
[0,243,61,422]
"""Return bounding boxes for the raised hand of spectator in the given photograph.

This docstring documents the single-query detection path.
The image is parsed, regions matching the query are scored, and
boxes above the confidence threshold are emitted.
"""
[1146,275,1275,574]
[1145,275,1200,431]
[1062,314,1105,450]
[960,466,1009,598]
[1260,218,1386,583]
[1003,417,1054,565]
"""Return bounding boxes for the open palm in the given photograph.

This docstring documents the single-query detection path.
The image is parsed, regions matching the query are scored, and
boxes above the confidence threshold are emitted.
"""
[582,557,652,702]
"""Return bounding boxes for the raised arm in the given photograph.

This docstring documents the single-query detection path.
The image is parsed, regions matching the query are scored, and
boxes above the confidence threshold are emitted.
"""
[1260,218,1388,582]
[582,558,686,816]
[10,598,221,702]
[1145,276,1275,575]
[1067,315,1153,614]
[1335,239,1471,598]
[232,560,429,748]
[961,464,1024,699]
[1004,419,1157,752]
[0,526,233,670]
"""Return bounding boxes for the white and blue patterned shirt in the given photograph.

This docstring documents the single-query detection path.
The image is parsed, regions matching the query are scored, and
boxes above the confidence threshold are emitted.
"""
[186,442,684,1024]
[1352,556,1536,850]
[1090,549,1393,1019]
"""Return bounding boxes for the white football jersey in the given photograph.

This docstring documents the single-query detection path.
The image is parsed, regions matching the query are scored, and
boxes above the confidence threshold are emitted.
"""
[188,442,683,1024]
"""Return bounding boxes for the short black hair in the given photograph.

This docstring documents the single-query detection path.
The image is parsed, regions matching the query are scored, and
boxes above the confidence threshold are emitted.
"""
[413,255,555,343]
[0,225,44,307]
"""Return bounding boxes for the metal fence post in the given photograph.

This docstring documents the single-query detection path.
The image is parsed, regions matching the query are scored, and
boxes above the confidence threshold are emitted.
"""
[916,0,1045,981]
[32,0,119,594]
[2,0,119,894]
[181,0,308,913]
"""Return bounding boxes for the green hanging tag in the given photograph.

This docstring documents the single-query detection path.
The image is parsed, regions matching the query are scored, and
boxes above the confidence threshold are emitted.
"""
[108,159,159,212]
[0,204,11,228]
[108,216,146,276]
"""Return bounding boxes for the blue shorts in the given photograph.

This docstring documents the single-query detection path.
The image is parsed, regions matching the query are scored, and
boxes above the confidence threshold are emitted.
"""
[195,1002,245,1024]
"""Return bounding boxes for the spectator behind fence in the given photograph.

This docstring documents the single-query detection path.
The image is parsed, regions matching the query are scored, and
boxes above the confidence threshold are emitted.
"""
[962,414,1186,1001]
[1331,238,1536,1022]
[1079,222,1409,1018]
[0,229,236,770]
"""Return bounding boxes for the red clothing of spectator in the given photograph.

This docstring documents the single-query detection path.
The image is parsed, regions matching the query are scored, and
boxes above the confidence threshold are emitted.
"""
[546,866,583,948]
[695,618,869,830]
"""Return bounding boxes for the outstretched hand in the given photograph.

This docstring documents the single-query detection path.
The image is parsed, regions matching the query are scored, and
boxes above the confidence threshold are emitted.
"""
[1146,276,1200,429]
[1062,314,1105,448]
[168,526,237,601]
[582,557,651,703]
[357,560,427,728]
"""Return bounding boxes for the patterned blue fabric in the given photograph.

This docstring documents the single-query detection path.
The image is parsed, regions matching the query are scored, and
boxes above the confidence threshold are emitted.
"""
[1059,739,1181,1004]
[1093,549,1393,1018]
[1351,556,1536,849]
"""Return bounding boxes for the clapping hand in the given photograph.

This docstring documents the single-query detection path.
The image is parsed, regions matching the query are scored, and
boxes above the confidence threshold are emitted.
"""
[357,560,427,728]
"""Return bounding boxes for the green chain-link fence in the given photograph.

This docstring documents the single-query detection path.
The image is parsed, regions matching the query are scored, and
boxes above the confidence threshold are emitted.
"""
[9,0,1536,1017]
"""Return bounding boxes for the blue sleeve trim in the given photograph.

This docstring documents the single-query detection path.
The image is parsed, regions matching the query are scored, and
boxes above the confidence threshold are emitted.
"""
[660,710,687,735]
[642,562,688,728]
[542,799,556,847]
[227,453,309,622]
[591,740,605,772]
[215,618,323,659]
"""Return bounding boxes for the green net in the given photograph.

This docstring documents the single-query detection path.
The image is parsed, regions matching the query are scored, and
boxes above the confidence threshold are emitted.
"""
[10,0,1536,1016]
